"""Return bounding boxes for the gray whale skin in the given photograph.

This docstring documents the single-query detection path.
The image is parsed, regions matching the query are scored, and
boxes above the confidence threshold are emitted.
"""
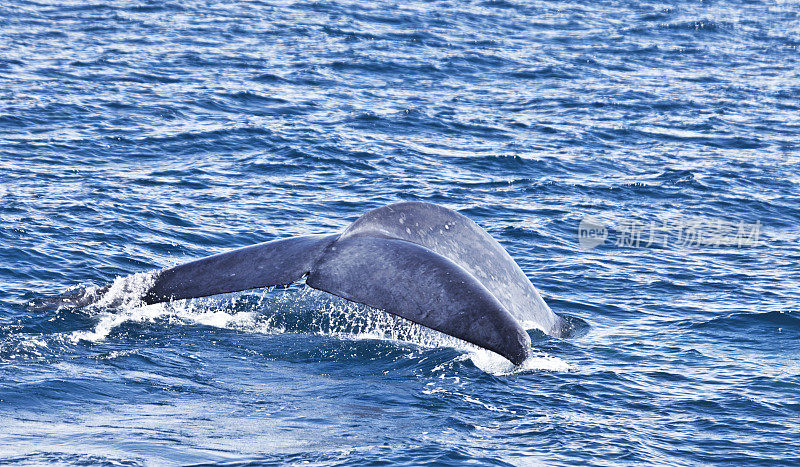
[140,202,565,365]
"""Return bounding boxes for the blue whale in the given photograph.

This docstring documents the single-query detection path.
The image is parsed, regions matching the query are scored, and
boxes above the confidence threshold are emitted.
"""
[104,202,565,365]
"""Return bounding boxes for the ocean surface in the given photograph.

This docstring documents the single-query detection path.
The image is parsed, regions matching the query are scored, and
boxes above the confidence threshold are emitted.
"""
[1,0,799,464]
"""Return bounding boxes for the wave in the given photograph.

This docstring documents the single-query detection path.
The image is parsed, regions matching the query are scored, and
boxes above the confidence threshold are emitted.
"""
[692,310,800,333]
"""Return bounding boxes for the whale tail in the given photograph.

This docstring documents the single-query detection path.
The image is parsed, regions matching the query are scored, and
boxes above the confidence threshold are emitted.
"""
[42,202,565,365]
[137,232,533,364]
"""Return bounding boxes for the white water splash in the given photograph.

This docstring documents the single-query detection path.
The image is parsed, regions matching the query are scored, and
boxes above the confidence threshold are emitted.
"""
[69,272,259,343]
[67,283,568,375]
[467,349,570,375]
[93,271,157,308]
[70,300,258,343]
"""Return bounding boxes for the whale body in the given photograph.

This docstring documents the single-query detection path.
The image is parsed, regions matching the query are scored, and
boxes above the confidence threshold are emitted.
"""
[103,202,565,364]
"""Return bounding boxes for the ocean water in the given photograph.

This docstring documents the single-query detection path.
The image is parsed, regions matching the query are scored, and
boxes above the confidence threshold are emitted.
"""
[1,0,799,464]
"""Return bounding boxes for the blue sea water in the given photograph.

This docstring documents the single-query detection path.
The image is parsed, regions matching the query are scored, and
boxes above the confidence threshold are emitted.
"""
[1,0,799,464]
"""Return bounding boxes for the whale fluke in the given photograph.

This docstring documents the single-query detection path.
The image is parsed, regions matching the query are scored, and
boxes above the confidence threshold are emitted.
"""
[143,234,338,304]
[339,202,564,337]
[63,202,565,365]
[306,236,532,365]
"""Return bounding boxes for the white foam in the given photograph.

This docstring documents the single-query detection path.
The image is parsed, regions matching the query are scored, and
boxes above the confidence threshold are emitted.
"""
[71,293,259,344]
[466,349,570,375]
[71,303,165,343]
[67,284,569,376]
[93,271,158,308]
